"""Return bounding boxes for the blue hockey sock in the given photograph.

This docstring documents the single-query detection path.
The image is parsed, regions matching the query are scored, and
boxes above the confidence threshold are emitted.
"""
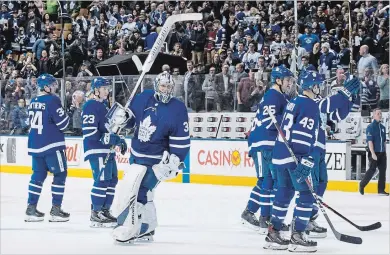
[103,178,118,210]
[247,179,262,213]
[293,191,314,231]
[312,182,327,218]
[28,170,47,205]
[259,188,272,216]
[91,180,108,211]
[270,187,294,230]
[52,171,67,206]
[28,180,43,205]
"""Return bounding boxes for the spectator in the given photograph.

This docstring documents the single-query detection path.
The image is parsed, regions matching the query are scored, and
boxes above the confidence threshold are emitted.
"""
[170,42,183,57]
[377,64,389,110]
[38,49,49,74]
[10,98,29,135]
[172,67,184,102]
[215,64,234,112]
[202,66,217,111]
[362,67,380,111]
[298,25,320,53]
[375,27,389,65]
[24,76,38,102]
[190,22,206,66]
[144,26,158,51]
[319,42,337,78]
[242,42,260,71]
[184,60,202,112]
[67,90,84,136]
[330,68,346,95]
[237,68,256,112]
[357,45,378,78]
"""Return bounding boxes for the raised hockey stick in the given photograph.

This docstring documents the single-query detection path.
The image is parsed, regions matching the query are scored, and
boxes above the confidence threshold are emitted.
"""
[98,13,202,179]
[265,108,363,245]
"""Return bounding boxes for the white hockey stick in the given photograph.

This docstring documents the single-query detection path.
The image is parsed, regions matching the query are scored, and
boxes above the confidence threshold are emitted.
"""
[124,13,202,109]
[98,13,202,179]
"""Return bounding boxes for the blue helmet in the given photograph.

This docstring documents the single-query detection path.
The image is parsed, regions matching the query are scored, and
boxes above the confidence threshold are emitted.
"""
[154,71,175,104]
[91,77,111,90]
[37,74,57,90]
[271,65,294,83]
[298,71,325,90]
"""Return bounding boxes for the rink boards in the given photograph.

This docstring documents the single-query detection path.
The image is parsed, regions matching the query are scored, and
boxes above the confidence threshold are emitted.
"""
[0,136,389,193]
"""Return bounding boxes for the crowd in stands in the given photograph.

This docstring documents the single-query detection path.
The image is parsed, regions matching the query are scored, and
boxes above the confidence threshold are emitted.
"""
[0,0,389,135]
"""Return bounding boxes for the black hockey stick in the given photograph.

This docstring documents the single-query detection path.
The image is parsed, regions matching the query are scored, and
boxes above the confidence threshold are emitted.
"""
[266,108,362,245]
[215,115,223,138]
[320,200,381,231]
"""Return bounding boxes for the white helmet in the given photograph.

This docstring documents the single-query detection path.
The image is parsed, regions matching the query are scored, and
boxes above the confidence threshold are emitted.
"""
[154,71,175,103]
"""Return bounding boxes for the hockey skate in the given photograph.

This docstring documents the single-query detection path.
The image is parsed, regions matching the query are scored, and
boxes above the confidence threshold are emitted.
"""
[288,219,317,252]
[263,225,289,250]
[90,210,116,228]
[25,204,45,222]
[241,208,260,230]
[258,216,269,234]
[306,213,327,238]
[49,205,70,222]
[259,216,290,236]
[102,209,117,222]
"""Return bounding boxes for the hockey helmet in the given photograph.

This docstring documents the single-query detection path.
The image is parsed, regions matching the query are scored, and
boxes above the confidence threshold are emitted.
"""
[91,77,111,90]
[37,73,58,90]
[270,65,294,84]
[154,71,175,104]
[298,71,325,91]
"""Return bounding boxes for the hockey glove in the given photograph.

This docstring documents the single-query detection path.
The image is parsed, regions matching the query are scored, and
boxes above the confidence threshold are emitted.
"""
[152,151,185,181]
[106,102,135,134]
[100,133,121,146]
[339,76,360,100]
[118,137,127,155]
[291,156,315,183]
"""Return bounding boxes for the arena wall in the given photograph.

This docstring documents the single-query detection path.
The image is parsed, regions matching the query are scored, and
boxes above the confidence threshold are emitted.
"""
[1,136,388,194]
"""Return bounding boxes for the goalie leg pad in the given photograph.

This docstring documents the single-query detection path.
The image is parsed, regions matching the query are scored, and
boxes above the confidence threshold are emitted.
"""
[112,164,147,242]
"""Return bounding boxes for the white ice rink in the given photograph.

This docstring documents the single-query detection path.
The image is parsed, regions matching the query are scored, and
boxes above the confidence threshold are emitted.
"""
[1,173,389,254]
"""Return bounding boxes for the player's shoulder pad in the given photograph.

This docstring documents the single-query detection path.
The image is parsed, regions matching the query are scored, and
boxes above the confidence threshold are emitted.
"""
[46,94,62,106]
[168,97,188,113]
[82,99,99,113]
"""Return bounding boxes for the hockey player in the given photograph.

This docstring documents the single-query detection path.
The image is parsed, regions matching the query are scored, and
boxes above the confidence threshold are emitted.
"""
[25,73,70,222]
[82,77,127,228]
[305,75,360,238]
[108,71,190,243]
[264,71,324,252]
[243,65,294,233]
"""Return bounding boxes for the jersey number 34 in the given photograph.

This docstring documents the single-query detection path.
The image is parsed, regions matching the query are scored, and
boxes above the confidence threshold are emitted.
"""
[29,111,43,134]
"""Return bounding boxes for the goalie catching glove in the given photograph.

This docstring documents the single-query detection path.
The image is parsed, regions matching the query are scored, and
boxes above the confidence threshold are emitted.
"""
[152,151,184,181]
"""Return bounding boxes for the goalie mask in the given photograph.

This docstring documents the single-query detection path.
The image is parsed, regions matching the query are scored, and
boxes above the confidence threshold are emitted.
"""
[154,71,174,104]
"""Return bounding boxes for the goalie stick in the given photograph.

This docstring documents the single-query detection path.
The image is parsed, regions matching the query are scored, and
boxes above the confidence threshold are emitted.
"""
[266,108,363,245]
[98,13,203,179]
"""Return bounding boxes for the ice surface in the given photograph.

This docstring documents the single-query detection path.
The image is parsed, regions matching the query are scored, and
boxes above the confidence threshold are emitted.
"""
[1,173,389,254]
